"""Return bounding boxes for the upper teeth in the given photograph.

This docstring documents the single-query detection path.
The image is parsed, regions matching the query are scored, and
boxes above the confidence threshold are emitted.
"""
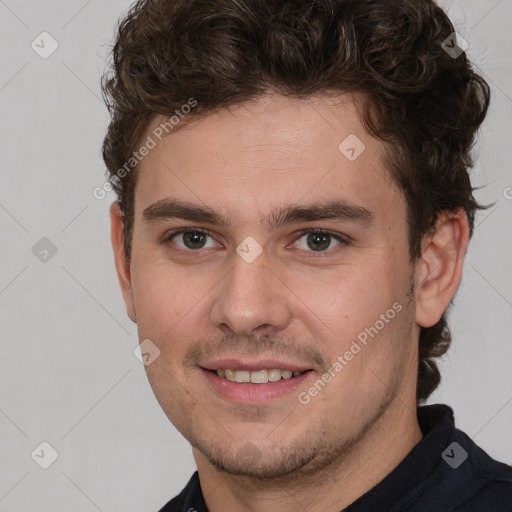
[216,369,303,383]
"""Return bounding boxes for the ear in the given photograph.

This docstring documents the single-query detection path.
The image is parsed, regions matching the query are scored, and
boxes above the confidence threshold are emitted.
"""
[414,209,470,328]
[110,202,137,323]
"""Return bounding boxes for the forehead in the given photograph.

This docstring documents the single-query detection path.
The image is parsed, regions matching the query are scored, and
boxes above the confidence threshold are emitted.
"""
[134,92,402,226]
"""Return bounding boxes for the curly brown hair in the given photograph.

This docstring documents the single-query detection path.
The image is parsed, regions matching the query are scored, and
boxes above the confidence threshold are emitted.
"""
[101,0,490,403]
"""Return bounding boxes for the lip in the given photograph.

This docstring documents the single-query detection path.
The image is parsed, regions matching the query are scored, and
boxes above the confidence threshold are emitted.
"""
[200,367,314,404]
[200,358,313,372]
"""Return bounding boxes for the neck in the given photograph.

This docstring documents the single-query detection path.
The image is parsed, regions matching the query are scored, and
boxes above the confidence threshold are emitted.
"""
[194,397,423,512]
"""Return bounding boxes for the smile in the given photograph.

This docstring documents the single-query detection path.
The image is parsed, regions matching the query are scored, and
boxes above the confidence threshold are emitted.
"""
[215,368,305,383]
[200,366,314,404]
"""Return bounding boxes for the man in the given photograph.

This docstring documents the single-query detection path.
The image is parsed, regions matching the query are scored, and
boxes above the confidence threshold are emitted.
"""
[102,0,512,510]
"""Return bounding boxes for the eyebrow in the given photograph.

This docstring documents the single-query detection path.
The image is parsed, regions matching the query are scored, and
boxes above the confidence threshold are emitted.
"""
[142,198,374,230]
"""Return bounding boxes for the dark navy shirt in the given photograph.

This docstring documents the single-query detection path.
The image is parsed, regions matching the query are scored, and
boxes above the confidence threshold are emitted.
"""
[159,404,512,511]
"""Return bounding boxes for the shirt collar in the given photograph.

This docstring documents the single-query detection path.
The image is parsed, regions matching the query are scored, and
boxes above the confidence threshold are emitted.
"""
[343,404,455,511]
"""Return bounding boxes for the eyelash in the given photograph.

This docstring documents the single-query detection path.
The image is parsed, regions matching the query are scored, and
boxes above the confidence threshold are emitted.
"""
[163,227,349,255]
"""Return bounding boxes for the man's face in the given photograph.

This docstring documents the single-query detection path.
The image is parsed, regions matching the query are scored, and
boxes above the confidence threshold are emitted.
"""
[120,93,420,478]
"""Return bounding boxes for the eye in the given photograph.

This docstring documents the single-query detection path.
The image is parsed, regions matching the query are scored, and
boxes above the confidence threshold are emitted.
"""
[165,228,219,250]
[293,228,347,252]
[163,227,348,254]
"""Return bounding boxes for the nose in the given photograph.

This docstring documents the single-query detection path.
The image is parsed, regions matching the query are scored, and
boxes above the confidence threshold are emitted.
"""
[209,251,293,336]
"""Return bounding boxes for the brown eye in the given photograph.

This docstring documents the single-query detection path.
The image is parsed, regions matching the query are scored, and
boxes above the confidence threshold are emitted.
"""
[167,229,218,250]
[294,229,347,253]
[182,231,208,249]
[306,232,331,251]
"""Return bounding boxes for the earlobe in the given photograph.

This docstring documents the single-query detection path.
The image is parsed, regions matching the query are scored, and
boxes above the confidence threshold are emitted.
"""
[109,202,137,323]
[414,209,470,328]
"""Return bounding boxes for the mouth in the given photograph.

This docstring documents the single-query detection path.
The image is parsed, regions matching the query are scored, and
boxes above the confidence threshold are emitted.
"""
[199,360,315,404]
[213,368,307,383]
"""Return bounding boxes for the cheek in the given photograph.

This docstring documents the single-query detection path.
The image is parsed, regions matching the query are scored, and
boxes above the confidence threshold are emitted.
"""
[131,261,208,344]
[310,286,413,416]
[300,267,397,342]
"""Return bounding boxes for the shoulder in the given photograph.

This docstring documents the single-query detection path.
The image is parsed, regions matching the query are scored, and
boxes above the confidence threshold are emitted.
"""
[157,490,187,512]
[412,405,512,511]
[451,428,512,511]
[157,472,203,512]
[454,478,512,511]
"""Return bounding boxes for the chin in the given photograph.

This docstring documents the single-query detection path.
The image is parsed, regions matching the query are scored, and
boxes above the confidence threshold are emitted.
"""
[194,435,332,480]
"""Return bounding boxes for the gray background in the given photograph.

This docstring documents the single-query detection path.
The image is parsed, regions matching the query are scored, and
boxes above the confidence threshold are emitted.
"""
[0,0,511,510]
